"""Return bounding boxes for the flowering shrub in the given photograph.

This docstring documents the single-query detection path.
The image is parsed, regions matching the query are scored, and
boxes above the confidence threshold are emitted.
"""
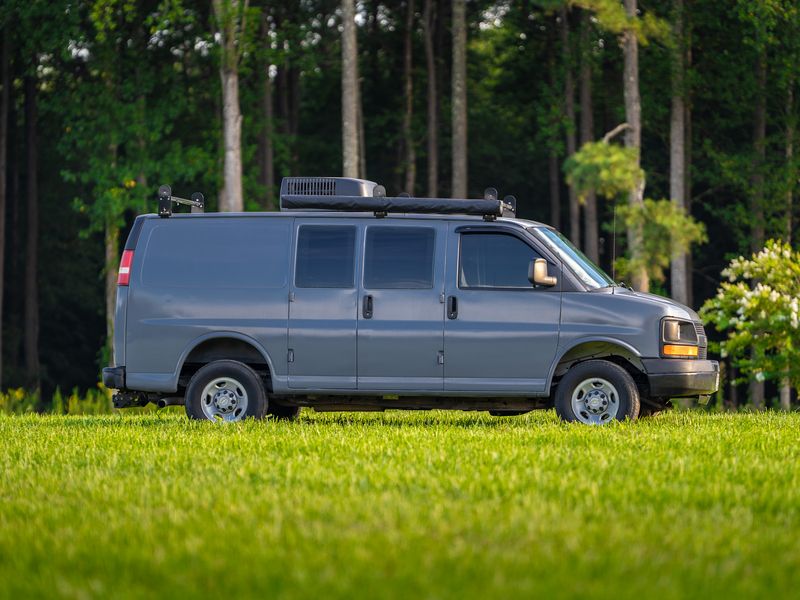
[700,240,800,391]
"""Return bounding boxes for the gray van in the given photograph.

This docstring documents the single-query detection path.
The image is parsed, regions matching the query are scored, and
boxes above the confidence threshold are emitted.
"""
[103,177,719,424]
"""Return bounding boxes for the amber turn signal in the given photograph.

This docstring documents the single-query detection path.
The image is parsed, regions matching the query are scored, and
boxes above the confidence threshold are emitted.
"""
[662,344,699,357]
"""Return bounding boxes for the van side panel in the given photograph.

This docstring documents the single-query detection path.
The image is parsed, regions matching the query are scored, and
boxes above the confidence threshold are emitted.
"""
[125,216,291,393]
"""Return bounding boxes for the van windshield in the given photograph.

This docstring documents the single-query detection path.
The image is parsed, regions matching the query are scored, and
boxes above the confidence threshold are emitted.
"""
[532,227,615,289]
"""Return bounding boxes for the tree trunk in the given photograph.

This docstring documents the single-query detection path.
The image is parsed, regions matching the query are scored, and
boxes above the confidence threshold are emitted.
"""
[749,49,767,410]
[0,33,9,389]
[105,220,119,362]
[684,17,694,307]
[548,152,561,230]
[622,0,648,292]
[24,76,39,390]
[669,0,688,306]
[402,0,416,194]
[341,0,359,178]
[579,11,597,262]
[560,6,579,246]
[213,0,246,212]
[262,64,275,210]
[423,0,438,198]
[451,0,467,198]
[786,81,795,244]
[780,377,791,411]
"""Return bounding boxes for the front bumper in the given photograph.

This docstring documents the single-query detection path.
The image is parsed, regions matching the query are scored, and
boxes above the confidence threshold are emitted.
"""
[102,366,126,390]
[642,359,719,398]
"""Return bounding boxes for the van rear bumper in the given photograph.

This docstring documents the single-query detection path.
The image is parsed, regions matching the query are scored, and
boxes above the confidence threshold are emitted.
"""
[102,366,126,390]
[642,359,719,398]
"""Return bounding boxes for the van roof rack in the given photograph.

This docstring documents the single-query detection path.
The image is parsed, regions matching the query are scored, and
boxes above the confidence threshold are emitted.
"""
[279,177,516,221]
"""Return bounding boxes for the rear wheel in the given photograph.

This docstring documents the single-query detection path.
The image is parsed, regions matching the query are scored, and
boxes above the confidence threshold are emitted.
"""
[555,360,640,424]
[185,360,267,422]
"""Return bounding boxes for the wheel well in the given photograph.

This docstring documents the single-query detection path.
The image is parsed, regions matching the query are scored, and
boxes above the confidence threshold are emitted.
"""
[179,338,273,392]
[552,341,648,394]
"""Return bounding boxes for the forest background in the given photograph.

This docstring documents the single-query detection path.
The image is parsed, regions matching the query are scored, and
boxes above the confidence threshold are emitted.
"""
[0,0,797,409]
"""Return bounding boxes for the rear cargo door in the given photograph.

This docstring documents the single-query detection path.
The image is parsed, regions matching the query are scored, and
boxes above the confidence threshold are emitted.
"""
[288,221,360,389]
[356,222,446,391]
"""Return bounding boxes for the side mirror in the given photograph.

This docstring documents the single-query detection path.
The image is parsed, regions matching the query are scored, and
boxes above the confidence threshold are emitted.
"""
[528,258,557,287]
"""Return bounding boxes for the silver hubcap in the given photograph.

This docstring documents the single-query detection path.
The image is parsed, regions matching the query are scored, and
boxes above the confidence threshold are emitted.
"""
[200,377,249,422]
[571,377,620,425]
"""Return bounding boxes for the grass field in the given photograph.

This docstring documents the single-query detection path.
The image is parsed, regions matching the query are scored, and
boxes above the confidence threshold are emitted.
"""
[1,409,800,599]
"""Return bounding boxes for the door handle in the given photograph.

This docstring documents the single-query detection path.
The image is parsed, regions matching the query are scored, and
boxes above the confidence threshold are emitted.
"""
[447,295,458,320]
[363,294,374,319]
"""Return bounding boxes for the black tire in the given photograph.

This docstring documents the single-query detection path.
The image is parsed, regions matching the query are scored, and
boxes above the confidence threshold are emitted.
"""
[185,360,268,422]
[555,360,640,424]
[268,403,300,420]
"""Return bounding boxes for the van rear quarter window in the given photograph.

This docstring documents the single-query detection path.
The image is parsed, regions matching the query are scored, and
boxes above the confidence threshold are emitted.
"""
[140,219,290,288]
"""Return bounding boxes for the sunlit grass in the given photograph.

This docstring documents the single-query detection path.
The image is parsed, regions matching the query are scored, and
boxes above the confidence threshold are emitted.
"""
[1,409,799,599]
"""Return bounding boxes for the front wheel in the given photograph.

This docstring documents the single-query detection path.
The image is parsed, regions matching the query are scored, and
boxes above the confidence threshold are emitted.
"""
[185,360,267,422]
[555,360,640,425]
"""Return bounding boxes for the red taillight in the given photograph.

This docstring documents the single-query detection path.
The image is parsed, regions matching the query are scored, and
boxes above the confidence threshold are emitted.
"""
[118,250,134,286]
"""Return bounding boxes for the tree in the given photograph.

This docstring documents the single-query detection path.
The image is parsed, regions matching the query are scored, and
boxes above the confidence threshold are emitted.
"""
[669,0,689,306]
[622,0,648,292]
[0,30,8,389]
[24,74,39,389]
[451,0,467,198]
[579,10,598,262]
[212,0,248,212]
[402,0,416,193]
[560,6,579,246]
[423,0,438,197]
[341,0,359,178]
[259,14,276,210]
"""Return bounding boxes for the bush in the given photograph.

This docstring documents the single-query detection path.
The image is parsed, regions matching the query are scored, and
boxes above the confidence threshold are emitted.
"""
[700,240,800,393]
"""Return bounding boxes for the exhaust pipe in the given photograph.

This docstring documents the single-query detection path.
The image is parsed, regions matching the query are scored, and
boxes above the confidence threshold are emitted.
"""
[157,397,184,409]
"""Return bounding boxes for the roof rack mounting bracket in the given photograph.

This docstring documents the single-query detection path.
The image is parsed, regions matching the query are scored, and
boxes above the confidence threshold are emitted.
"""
[158,184,205,218]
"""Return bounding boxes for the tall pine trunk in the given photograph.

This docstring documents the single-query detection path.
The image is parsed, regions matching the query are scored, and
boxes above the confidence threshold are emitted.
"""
[213,0,245,212]
[548,153,561,230]
[0,33,9,389]
[341,0,360,178]
[749,49,767,410]
[451,0,467,198]
[579,11,597,262]
[402,0,416,193]
[780,81,794,411]
[622,0,648,292]
[423,0,438,197]
[560,7,579,246]
[24,76,39,390]
[261,66,275,209]
[669,0,689,305]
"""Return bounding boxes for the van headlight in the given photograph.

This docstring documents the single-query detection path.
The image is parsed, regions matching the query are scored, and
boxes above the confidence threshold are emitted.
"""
[661,318,699,358]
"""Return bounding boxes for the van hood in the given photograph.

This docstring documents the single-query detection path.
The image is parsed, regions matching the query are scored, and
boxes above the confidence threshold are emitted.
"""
[590,286,700,321]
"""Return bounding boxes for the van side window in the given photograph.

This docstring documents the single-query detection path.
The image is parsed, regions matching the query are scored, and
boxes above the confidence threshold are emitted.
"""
[295,226,356,288]
[459,232,542,289]
[364,227,436,289]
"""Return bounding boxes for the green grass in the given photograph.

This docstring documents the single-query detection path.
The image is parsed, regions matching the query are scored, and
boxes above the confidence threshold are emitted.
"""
[1,410,799,599]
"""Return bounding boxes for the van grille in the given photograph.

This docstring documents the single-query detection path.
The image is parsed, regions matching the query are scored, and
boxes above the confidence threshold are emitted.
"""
[285,177,337,196]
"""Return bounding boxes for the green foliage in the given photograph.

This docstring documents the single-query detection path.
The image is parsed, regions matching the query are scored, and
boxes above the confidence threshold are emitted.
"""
[564,140,644,201]
[3,411,800,598]
[0,386,113,415]
[700,240,800,392]
[615,199,707,284]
